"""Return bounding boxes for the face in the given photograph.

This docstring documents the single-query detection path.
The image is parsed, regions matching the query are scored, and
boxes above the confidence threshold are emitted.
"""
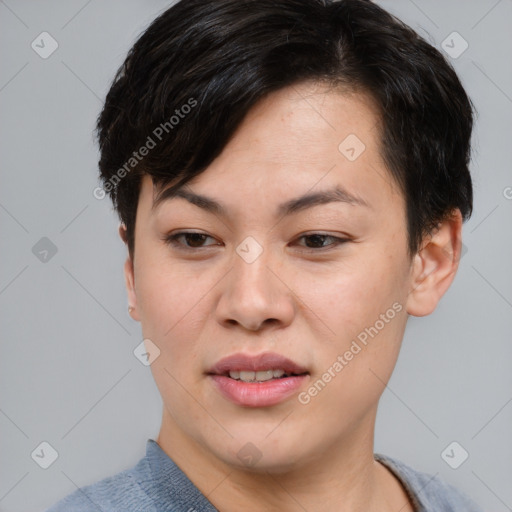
[123,82,453,473]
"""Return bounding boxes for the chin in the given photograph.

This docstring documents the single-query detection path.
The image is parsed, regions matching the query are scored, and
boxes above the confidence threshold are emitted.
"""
[226,449,305,475]
[205,427,311,474]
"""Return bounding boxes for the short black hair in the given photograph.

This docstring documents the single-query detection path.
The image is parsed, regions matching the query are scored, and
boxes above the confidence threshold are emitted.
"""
[95,0,474,261]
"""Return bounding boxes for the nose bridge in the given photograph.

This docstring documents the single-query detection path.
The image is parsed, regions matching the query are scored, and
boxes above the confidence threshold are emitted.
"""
[215,234,293,331]
[232,234,275,303]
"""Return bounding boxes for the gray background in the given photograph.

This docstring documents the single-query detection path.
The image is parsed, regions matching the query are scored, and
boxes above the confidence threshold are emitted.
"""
[1,1,511,511]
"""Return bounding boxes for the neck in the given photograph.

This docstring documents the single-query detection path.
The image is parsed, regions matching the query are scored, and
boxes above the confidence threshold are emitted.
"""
[156,408,405,512]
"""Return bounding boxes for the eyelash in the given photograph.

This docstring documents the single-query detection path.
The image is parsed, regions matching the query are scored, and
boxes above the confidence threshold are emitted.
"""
[163,231,350,253]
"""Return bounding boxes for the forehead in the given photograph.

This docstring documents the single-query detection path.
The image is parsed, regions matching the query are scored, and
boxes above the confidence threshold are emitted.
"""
[143,83,402,218]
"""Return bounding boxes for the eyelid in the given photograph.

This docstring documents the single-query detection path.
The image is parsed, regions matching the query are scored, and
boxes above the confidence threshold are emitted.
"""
[163,231,219,250]
[293,232,350,252]
[163,230,350,252]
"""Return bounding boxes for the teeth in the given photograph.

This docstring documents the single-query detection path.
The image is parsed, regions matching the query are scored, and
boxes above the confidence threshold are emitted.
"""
[255,370,274,381]
[239,371,256,382]
[228,369,289,382]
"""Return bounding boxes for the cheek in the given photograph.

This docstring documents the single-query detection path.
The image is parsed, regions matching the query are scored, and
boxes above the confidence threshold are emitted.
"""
[300,257,402,341]
[134,257,207,361]
[297,256,407,390]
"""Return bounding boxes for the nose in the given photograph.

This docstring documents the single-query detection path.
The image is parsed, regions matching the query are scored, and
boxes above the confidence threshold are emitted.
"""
[215,244,295,333]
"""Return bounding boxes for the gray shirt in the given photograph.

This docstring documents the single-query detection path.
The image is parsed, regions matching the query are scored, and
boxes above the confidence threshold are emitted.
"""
[45,439,483,511]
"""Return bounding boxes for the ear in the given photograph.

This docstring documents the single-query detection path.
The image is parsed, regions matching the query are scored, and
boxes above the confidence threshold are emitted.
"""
[405,209,463,317]
[119,223,140,322]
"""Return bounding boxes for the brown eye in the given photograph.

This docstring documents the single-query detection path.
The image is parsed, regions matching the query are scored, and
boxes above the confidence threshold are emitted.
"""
[295,233,349,251]
[163,231,349,253]
[164,231,219,250]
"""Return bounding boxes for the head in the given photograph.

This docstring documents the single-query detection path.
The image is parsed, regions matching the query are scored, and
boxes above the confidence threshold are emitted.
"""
[95,0,473,472]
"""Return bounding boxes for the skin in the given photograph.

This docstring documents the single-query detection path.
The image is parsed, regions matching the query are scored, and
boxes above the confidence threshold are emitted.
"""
[120,81,463,512]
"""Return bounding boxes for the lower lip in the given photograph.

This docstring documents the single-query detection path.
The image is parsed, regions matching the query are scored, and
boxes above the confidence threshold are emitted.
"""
[209,374,309,407]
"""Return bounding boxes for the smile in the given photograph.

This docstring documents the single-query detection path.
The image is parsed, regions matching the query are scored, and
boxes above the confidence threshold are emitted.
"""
[207,352,310,407]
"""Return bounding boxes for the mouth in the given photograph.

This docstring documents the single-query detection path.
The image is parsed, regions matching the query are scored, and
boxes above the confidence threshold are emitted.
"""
[207,352,310,407]
[225,369,308,382]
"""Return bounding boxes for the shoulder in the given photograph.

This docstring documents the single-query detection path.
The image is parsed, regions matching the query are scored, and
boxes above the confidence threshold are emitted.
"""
[44,439,218,512]
[44,456,156,512]
[375,453,484,512]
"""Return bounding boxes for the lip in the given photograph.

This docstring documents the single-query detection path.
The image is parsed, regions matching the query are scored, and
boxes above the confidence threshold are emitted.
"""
[208,352,309,375]
[207,352,309,407]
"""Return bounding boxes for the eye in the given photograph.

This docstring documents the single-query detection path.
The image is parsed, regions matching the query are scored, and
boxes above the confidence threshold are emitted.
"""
[163,231,349,252]
[294,233,350,252]
[163,231,219,250]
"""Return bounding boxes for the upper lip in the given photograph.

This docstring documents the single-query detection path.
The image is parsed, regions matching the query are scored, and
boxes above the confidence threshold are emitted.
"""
[208,352,309,376]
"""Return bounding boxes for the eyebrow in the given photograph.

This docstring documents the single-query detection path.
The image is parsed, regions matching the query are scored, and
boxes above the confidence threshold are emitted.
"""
[152,184,371,218]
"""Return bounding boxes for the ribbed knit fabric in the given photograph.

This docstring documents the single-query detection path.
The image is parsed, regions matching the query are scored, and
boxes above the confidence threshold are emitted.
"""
[45,439,483,511]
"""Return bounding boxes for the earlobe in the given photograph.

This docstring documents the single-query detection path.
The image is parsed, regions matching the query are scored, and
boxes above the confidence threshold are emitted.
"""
[119,223,128,244]
[405,210,463,317]
[119,223,140,321]
[124,256,140,321]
